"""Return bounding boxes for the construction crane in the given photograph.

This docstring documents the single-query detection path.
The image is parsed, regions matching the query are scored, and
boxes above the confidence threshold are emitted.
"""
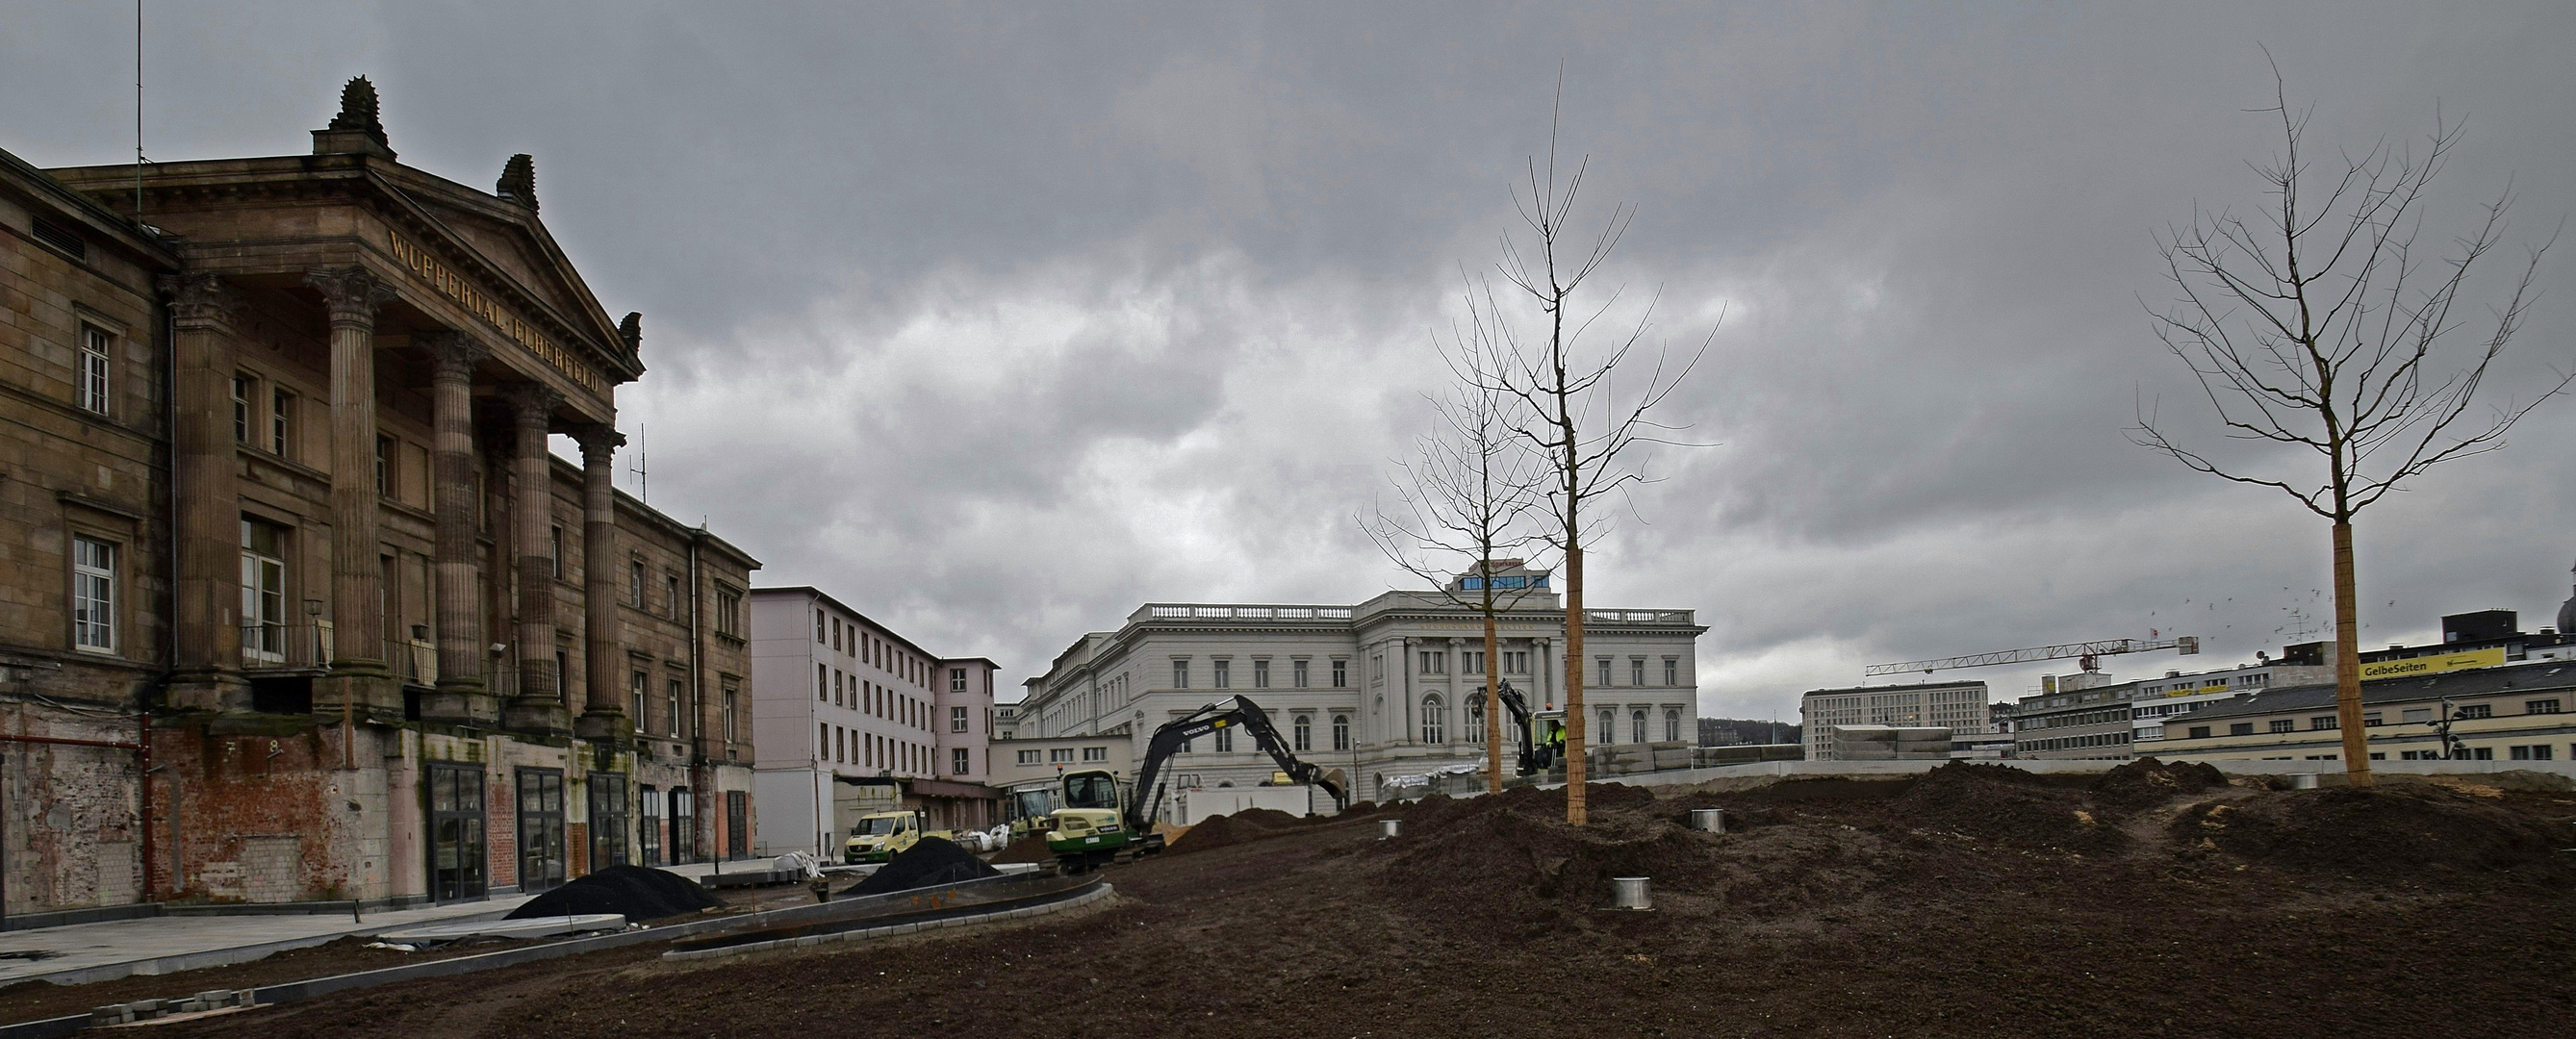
[1865,635,2200,677]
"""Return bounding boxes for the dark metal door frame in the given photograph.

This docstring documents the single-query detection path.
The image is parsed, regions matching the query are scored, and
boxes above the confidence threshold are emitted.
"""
[516,768,565,894]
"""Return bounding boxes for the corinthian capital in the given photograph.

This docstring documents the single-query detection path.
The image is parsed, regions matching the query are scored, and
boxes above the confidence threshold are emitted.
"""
[419,330,491,381]
[504,383,562,432]
[573,423,625,458]
[160,272,247,332]
[305,266,398,327]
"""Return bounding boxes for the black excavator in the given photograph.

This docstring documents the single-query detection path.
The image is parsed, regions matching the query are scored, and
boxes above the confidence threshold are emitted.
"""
[1044,694,1348,871]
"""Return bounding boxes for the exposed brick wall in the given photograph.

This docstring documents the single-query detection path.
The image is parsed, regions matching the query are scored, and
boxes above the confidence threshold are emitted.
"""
[0,703,143,915]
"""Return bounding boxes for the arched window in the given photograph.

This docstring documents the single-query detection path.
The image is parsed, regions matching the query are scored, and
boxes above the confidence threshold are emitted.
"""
[1467,696,1487,744]
[1665,709,1681,744]
[1293,715,1313,752]
[1631,710,1647,745]
[1332,715,1350,751]
[1420,695,1445,744]
[1597,708,1616,745]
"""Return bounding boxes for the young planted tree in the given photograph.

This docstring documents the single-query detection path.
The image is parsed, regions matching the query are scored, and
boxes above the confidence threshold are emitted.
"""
[1481,110,1711,825]
[2133,67,2565,784]
[1364,300,1551,795]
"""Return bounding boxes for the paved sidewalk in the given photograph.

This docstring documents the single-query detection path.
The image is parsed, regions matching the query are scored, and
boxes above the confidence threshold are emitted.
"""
[0,894,536,988]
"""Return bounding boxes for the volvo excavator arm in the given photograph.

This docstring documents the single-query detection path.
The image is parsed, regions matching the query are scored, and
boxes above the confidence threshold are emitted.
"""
[1131,695,1349,837]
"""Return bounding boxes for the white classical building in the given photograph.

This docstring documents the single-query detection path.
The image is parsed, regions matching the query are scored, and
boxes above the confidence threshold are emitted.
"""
[1018,565,1706,799]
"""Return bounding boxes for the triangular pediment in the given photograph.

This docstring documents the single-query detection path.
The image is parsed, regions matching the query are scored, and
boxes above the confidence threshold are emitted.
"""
[372,164,640,382]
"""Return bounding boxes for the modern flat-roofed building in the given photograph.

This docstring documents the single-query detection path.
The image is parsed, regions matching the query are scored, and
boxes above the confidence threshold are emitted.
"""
[1800,681,1989,760]
[1018,562,1705,801]
[2153,660,2576,763]
[747,587,999,855]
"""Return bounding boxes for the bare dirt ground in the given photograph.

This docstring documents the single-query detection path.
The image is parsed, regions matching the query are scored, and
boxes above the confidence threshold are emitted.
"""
[85,763,2576,1038]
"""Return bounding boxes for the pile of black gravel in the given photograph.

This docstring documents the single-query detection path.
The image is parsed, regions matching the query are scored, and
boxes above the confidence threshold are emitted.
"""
[504,865,724,922]
[840,837,1000,898]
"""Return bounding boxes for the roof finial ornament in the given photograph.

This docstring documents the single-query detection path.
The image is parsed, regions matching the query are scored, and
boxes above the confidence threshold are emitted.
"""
[330,76,387,145]
[496,154,538,211]
[619,312,642,355]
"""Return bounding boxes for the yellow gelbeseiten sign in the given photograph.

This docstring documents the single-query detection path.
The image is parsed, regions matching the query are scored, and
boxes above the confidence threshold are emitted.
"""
[2359,646,2507,681]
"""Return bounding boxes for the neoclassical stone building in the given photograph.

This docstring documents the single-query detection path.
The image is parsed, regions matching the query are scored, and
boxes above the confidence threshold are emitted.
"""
[1019,563,1706,802]
[1,80,759,920]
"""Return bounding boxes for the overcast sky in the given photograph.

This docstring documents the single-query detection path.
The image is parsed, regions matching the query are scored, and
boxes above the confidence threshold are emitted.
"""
[10,2,2571,717]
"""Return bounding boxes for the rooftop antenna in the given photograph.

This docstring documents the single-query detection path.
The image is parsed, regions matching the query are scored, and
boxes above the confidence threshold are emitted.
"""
[133,0,144,222]
[626,421,648,503]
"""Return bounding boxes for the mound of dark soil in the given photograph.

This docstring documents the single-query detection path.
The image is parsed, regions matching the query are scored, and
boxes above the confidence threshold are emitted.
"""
[505,865,722,922]
[990,833,1057,865]
[1893,761,2125,853]
[2172,785,2570,878]
[2090,757,2228,811]
[842,837,1001,897]
[1168,807,1320,854]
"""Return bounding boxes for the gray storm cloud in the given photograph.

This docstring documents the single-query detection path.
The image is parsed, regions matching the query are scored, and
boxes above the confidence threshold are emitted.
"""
[8,1,2568,715]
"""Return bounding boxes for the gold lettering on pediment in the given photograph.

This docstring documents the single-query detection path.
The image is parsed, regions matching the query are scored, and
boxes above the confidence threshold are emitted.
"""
[389,232,603,393]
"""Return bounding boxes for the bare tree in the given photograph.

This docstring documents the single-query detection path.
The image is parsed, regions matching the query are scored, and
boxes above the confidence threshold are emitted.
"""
[1364,296,1553,795]
[1481,102,1712,825]
[2133,63,2565,785]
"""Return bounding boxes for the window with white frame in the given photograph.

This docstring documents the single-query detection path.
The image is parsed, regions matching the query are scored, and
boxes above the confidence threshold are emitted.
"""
[1293,715,1312,751]
[1631,710,1647,745]
[1631,658,1646,687]
[1292,659,1309,688]
[631,671,649,731]
[71,536,116,652]
[666,678,683,738]
[1418,650,1445,674]
[1420,695,1444,743]
[270,388,293,456]
[950,748,969,774]
[1468,697,1486,743]
[950,705,968,733]
[1504,650,1528,674]
[1665,709,1681,743]
[1333,715,1350,750]
[1252,659,1269,688]
[951,668,967,693]
[78,327,112,416]
[232,374,254,443]
[1214,725,1234,752]
[1081,746,1108,762]
[1172,659,1190,689]
[1597,708,1616,744]
[1049,748,1074,763]
[1664,658,1678,686]
[1212,659,1230,689]
[1597,657,1614,686]
[1332,659,1346,687]
[1464,650,1485,674]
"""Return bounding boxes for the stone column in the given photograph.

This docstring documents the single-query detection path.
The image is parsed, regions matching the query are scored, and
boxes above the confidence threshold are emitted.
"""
[306,266,400,718]
[161,273,250,712]
[502,384,570,735]
[421,331,492,724]
[574,424,628,741]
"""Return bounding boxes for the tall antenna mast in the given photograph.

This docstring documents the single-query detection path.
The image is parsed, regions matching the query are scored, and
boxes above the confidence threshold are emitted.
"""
[134,0,143,222]
[626,421,649,504]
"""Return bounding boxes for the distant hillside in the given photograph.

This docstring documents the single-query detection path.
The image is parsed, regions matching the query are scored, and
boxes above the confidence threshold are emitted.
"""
[1697,717,1799,748]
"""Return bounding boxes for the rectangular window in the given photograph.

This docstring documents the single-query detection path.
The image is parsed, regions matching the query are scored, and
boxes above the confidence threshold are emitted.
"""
[2363,713,2384,727]
[1504,650,1528,674]
[2311,716,2338,730]
[2402,708,2433,723]
[818,663,828,701]
[1083,746,1108,762]
[1332,659,1347,688]
[951,748,969,774]
[2456,704,2493,720]
[666,575,680,619]
[816,610,826,643]
[71,536,116,652]
[1664,659,1678,686]
[1418,650,1444,674]
[549,525,564,579]
[1253,659,1269,688]
[631,671,650,731]
[1213,659,1230,689]
[232,374,254,443]
[2527,698,2563,715]
[1214,727,1234,753]
[723,683,738,748]
[1017,749,1041,766]
[1463,651,1484,675]
[376,435,395,495]
[1293,659,1310,688]
[78,327,112,416]
[270,388,293,456]
[1333,715,1351,750]
[1597,657,1614,686]
[667,678,684,738]
[2470,747,2494,760]
[1293,716,1312,752]
[715,588,742,637]
[629,561,647,607]
[1173,660,1189,689]
[2268,719,2296,733]
[1631,659,1646,686]
[1049,748,1074,764]
[951,668,967,693]
[2229,722,2254,737]
[951,705,968,733]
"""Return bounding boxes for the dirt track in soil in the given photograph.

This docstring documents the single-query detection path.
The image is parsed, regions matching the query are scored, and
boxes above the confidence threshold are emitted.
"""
[135,764,2576,1038]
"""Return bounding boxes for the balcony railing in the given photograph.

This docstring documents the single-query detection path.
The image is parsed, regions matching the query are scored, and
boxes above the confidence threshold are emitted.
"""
[1141,604,1354,621]
[386,638,437,688]
[1583,610,1696,624]
[241,621,332,672]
